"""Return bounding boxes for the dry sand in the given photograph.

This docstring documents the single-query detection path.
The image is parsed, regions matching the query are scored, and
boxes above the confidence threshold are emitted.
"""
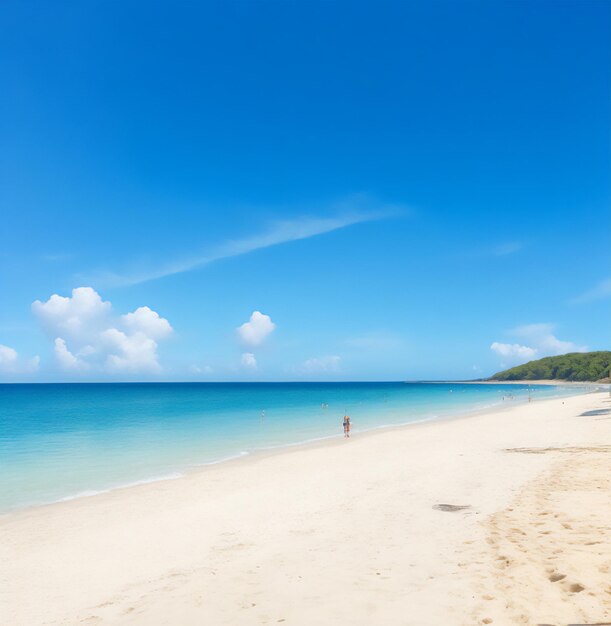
[1,392,610,626]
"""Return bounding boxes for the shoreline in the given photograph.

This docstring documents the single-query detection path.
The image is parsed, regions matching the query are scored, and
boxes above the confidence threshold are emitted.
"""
[0,386,591,518]
[2,391,609,625]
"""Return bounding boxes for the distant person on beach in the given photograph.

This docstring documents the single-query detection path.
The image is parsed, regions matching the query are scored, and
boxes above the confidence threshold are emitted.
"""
[343,414,351,438]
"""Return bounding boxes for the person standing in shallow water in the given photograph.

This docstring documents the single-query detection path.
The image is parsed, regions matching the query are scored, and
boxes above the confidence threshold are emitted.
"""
[343,414,351,438]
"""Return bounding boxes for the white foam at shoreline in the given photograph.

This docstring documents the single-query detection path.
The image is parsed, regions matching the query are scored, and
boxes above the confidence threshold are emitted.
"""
[1,472,187,513]
[2,385,587,514]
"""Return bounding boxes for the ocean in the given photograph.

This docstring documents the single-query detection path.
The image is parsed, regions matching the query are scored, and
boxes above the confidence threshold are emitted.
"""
[0,381,585,513]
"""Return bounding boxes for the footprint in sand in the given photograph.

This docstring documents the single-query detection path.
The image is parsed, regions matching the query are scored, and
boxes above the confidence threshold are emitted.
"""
[432,503,471,512]
[564,582,585,593]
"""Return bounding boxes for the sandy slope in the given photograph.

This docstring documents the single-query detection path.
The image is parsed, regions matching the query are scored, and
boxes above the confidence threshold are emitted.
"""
[1,392,609,625]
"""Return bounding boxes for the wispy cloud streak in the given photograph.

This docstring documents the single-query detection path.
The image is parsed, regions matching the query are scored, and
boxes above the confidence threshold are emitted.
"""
[569,278,611,304]
[88,209,396,288]
[491,241,522,256]
[465,241,523,260]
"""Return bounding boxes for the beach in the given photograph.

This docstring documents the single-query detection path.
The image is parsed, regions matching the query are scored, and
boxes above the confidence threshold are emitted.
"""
[1,391,610,625]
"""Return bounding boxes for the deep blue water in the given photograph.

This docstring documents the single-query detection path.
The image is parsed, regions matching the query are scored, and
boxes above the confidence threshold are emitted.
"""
[0,382,584,512]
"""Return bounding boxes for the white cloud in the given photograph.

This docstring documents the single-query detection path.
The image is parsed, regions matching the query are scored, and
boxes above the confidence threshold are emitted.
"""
[122,306,173,339]
[570,278,611,304]
[0,344,39,374]
[512,323,587,355]
[490,323,587,366]
[90,202,401,288]
[32,287,112,341]
[0,345,18,370]
[490,342,537,362]
[300,355,342,373]
[54,338,89,371]
[191,364,214,374]
[102,329,161,373]
[512,323,554,339]
[236,311,276,347]
[241,352,257,369]
[33,287,173,375]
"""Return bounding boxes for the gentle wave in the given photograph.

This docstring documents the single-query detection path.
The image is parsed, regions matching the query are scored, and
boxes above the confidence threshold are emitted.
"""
[0,381,588,513]
[47,473,185,507]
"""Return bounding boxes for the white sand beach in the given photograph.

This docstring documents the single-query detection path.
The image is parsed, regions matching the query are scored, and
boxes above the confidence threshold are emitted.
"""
[1,392,610,626]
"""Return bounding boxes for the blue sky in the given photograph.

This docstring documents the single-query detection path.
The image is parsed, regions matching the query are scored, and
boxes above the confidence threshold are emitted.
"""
[1,0,609,382]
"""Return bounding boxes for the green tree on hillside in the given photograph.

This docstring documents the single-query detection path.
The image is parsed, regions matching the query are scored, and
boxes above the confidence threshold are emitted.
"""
[490,351,611,382]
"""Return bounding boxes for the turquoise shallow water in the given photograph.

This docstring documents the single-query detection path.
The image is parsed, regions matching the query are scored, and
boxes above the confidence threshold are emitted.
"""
[0,382,586,513]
